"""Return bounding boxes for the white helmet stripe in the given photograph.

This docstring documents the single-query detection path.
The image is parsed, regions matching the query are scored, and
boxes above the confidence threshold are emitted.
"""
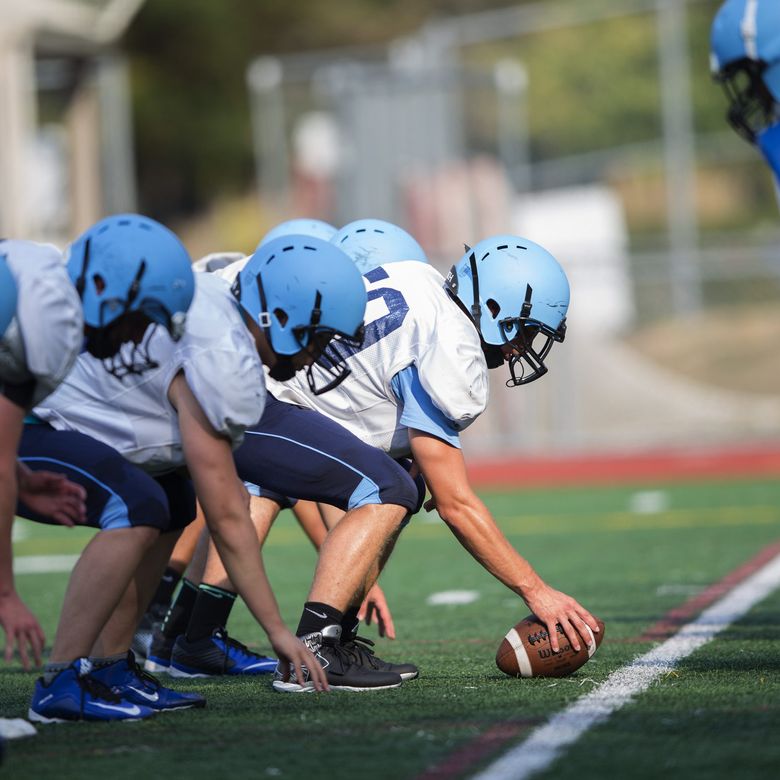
[741,0,759,60]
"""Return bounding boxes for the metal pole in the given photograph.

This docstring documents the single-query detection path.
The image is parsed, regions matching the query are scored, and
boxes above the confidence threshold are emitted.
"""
[246,57,289,205]
[0,27,36,237]
[97,53,138,214]
[657,0,701,314]
[494,59,531,194]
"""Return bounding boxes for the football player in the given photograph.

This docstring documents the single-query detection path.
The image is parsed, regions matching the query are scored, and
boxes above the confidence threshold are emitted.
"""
[11,217,210,721]
[142,230,422,689]
[265,230,600,691]
[26,230,366,717]
[331,217,428,273]
[130,218,336,655]
[1,242,93,674]
[711,0,780,187]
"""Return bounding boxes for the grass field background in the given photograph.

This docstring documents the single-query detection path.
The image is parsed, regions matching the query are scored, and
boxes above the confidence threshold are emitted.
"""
[3,477,780,778]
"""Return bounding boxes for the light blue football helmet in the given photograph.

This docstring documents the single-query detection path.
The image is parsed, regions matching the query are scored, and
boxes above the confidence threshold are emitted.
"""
[233,234,366,394]
[445,235,569,387]
[711,0,780,177]
[0,256,18,338]
[258,218,337,248]
[67,214,195,376]
[331,218,428,274]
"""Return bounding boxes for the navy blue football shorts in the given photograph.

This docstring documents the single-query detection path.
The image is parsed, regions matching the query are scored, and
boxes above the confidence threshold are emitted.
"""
[234,394,422,514]
[17,423,196,533]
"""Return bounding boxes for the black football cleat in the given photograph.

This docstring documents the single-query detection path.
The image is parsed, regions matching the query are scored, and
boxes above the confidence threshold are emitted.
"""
[342,635,419,681]
[169,629,277,677]
[273,624,403,693]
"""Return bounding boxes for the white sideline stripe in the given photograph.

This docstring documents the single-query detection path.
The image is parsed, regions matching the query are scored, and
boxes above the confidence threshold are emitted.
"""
[426,590,480,606]
[473,551,780,780]
[14,555,79,574]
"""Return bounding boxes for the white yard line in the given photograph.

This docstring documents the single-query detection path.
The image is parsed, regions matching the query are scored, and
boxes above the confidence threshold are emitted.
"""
[14,554,79,574]
[473,551,780,780]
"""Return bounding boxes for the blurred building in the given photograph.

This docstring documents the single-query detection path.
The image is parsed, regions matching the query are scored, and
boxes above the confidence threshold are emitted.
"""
[247,0,780,456]
[0,0,143,243]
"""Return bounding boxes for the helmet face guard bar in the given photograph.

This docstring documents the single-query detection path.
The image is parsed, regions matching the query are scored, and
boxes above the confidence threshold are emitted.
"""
[446,253,566,387]
[304,325,365,395]
[83,314,161,380]
[254,272,365,395]
[716,58,777,143]
[101,324,160,380]
[76,241,181,378]
[499,315,565,387]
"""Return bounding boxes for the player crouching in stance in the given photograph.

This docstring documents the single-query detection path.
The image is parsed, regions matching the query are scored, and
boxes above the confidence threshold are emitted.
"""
[143,228,421,688]
[1,242,92,673]
[26,230,366,718]
[711,1,780,188]
[12,216,208,722]
[268,232,601,691]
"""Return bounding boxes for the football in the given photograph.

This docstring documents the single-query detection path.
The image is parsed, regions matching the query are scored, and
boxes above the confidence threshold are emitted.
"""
[496,614,605,678]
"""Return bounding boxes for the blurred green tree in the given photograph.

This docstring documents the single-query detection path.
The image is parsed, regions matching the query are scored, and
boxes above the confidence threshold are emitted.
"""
[126,0,731,220]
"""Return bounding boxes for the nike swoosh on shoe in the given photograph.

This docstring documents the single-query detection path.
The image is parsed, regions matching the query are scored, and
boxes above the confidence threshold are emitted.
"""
[127,686,160,702]
[92,702,144,716]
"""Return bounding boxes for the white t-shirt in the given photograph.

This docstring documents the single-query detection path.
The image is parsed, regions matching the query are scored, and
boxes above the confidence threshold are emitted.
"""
[267,262,489,458]
[35,273,266,474]
[0,240,83,409]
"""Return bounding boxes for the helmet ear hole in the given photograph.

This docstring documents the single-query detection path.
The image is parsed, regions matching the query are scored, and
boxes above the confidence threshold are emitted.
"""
[486,298,501,319]
[92,274,106,294]
[273,307,289,327]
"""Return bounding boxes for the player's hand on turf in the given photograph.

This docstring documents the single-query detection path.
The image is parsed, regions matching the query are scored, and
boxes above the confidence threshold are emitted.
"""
[270,628,329,692]
[522,584,600,654]
[0,591,45,670]
[358,583,396,639]
[17,468,87,527]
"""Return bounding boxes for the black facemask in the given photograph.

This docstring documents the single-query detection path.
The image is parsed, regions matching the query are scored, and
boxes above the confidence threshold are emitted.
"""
[83,319,160,380]
[717,58,776,143]
[268,356,297,382]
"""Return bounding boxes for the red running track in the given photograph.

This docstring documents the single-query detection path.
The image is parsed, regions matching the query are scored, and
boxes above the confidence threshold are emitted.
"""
[467,444,780,489]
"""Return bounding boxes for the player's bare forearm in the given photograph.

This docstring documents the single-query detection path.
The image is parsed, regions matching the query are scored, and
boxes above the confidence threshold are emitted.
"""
[0,465,18,595]
[440,491,542,595]
[170,373,286,634]
[171,373,328,690]
[0,398,24,594]
[409,429,599,651]
[409,429,542,596]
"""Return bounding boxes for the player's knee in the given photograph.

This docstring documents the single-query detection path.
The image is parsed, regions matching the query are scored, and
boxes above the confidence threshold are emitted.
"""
[377,465,421,515]
[138,524,162,546]
[124,489,175,532]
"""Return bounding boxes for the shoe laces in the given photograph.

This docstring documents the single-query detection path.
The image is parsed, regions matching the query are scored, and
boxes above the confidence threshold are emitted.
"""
[322,635,372,670]
[341,635,383,670]
[126,651,162,692]
[216,629,265,662]
[78,673,122,703]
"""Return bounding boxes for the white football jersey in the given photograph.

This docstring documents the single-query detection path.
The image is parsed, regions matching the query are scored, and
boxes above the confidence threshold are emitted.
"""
[35,273,266,474]
[192,252,247,275]
[0,240,83,409]
[212,256,249,285]
[267,262,489,458]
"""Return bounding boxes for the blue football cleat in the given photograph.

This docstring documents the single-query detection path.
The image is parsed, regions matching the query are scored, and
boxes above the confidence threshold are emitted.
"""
[92,652,206,711]
[28,660,155,723]
[169,628,277,677]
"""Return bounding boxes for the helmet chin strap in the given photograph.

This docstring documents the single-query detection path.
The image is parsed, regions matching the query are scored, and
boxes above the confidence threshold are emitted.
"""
[74,238,91,298]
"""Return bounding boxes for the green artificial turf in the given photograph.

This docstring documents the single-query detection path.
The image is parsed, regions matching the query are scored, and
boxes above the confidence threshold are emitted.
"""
[3,478,780,779]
